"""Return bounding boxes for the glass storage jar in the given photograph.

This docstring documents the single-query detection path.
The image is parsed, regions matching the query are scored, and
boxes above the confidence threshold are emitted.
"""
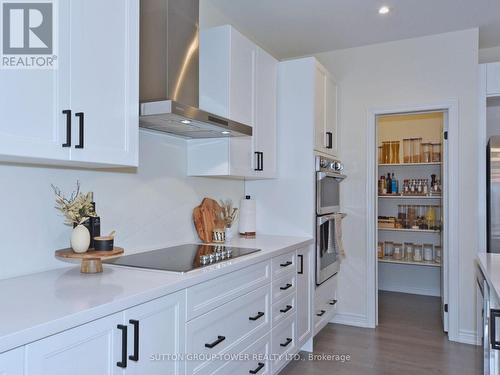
[423,243,434,262]
[434,246,442,264]
[384,241,394,257]
[407,205,417,229]
[378,146,384,164]
[411,138,422,163]
[403,139,412,163]
[432,143,442,162]
[422,142,432,163]
[393,242,403,260]
[391,141,400,164]
[413,244,423,262]
[404,242,414,261]
[382,141,391,164]
[377,241,384,259]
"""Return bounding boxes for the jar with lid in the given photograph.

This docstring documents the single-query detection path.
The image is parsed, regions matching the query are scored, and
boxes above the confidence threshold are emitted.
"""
[412,138,422,163]
[384,241,394,257]
[413,244,423,262]
[407,205,417,229]
[403,139,412,163]
[397,205,407,228]
[434,246,442,264]
[432,143,442,162]
[382,141,391,164]
[377,241,384,259]
[423,243,434,262]
[404,242,414,261]
[391,141,400,164]
[393,242,403,260]
[422,143,432,163]
[378,146,384,164]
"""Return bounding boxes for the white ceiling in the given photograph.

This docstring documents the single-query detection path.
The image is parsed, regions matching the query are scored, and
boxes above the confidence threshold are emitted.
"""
[205,0,500,59]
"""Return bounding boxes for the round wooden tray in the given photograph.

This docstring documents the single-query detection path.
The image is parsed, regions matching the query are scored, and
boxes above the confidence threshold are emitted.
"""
[55,247,124,274]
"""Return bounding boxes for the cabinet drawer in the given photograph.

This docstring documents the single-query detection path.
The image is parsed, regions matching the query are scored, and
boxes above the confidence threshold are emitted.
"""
[272,273,296,303]
[187,260,270,320]
[271,314,296,374]
[314,275,338,335]
[271,252,296,279]
[271,293,296,327]
[186,285,271,375]
[212,333,271,375]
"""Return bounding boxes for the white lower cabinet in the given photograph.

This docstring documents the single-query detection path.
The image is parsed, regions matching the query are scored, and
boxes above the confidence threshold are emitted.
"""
[314,274,338,336]
[0,346,24,375]
[296,246,314,348]
[25,291,185,375]
[271,315,296,374]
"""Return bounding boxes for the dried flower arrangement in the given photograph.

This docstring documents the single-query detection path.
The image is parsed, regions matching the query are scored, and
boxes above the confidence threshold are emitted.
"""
[51,181,96,226]
[219,199,238,229]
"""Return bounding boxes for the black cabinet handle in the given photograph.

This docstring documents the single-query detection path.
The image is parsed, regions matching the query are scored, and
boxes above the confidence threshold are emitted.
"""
[280,283,292,291]
[249,362,265,374]
[297,254,304,274]
[260,152,264,171]
[280,261,292,268]
[62,110,71,147]
[75,112,84,149]
[249,311,265,321]
[280,338,292,347]
[326,132,333,149]
[316,310,326,317]
[129,319,139,362]
[205,335,225,349]
[491,309,500,349]
[329,299,338,306]
[254,152,263,171]
[280,305,292,313]
[117,324,128,368]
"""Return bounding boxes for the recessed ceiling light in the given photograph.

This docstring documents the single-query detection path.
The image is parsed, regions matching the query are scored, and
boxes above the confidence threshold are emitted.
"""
[181,120,191,124]
[378,6,390,15]
[221,131,230,135]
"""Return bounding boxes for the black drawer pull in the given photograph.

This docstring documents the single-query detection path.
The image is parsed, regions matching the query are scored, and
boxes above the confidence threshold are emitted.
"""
[75,112,84,149]
[280,283,292,291]
[326,131,333,149]
[280,305,292,313]
[280,337,292,347]
[205,335,226,349]
[62,110,71,147]
[316,310,326,317]
[249,311,265,321]
[249,362,265,374]
[117,324,127,368]
[297,254,304,274]
[129,319,139,362]
[329,299,338,306]
[280,261,292,267]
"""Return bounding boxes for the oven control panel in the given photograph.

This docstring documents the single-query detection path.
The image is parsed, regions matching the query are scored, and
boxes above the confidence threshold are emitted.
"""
[317,156,344,172]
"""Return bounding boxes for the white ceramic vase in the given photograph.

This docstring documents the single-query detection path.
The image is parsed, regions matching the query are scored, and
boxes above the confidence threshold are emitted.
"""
[71,224,90,253]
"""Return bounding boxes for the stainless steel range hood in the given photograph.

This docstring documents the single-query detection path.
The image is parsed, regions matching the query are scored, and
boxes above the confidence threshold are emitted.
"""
[139,0,252,138]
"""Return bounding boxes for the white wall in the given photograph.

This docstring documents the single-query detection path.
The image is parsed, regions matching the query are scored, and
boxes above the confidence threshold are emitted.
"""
[0,130,244,280]
[480,46,500,64]
[487,97,500,138]
[316,29,479,342]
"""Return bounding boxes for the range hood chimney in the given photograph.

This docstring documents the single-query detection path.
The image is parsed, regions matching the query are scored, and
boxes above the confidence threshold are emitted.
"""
[139,0,252,138]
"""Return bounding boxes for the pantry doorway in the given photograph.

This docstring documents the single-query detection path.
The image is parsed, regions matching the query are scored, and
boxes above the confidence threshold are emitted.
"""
[366,102,460,341]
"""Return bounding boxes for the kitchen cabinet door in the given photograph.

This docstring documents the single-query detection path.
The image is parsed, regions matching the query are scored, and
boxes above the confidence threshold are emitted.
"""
[0,0,70,163]
[68,0,139,167]
[296,247,314,348]
[25,313,122,375]
[487,62,500,97]
[324,74,338,157]
[314,64,327,155]
[0,347,24,375]
[314,63,338,158]
[124,291,185,375]
[253,47,278,178]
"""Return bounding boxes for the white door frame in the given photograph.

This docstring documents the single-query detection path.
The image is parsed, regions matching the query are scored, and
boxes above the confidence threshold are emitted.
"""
[366,100,459,342]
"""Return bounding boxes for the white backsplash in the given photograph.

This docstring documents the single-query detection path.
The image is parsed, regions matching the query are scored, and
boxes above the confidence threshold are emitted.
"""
[0,130,244,280]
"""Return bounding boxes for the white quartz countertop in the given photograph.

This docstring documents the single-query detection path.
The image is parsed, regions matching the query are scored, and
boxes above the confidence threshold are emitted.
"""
[0,235,312,354]
[477,253,500,301]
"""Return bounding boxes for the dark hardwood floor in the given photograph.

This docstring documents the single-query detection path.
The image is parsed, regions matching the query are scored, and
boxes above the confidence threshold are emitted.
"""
[282,291,481,375]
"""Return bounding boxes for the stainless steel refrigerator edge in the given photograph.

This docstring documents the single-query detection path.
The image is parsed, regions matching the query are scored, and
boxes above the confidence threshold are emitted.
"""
[487,136,500,253]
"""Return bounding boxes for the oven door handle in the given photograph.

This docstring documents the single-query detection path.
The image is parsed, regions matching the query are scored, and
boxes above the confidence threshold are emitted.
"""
[317,171,347,181]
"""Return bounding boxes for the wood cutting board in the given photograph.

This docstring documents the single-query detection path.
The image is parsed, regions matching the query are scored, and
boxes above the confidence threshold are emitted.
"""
[193,198,225,243]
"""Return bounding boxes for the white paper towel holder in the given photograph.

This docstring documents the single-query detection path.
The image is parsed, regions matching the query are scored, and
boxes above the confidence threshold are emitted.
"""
[239,195,256,237]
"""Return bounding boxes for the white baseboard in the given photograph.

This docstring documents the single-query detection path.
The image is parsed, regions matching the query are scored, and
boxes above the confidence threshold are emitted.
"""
[331,312,372,328]
[378,285,440,297]
[454,329,480,346]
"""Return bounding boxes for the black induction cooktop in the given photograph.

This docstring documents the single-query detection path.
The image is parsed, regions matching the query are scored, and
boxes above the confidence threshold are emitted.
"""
[103,244,261,273]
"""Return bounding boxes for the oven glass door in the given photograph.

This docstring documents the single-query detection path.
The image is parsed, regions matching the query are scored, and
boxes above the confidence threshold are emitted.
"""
[316,172,344,215]
[316,214,340,285]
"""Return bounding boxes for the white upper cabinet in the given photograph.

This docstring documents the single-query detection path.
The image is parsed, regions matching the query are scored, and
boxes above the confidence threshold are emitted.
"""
[314,63,338,157]
[190,25,277,178]
[487,62,500,97]
[0,0,138,167]
[0,347,24,375]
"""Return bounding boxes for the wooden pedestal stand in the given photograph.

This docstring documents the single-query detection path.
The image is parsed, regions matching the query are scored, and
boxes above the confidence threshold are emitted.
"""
[55,247,124,274]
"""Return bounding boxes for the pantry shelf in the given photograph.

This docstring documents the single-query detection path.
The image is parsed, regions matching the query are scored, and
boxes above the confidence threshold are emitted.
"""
[378,162,442,167]
[378,257,441,268]
[378,195,441,200]
[378,227,441,233]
